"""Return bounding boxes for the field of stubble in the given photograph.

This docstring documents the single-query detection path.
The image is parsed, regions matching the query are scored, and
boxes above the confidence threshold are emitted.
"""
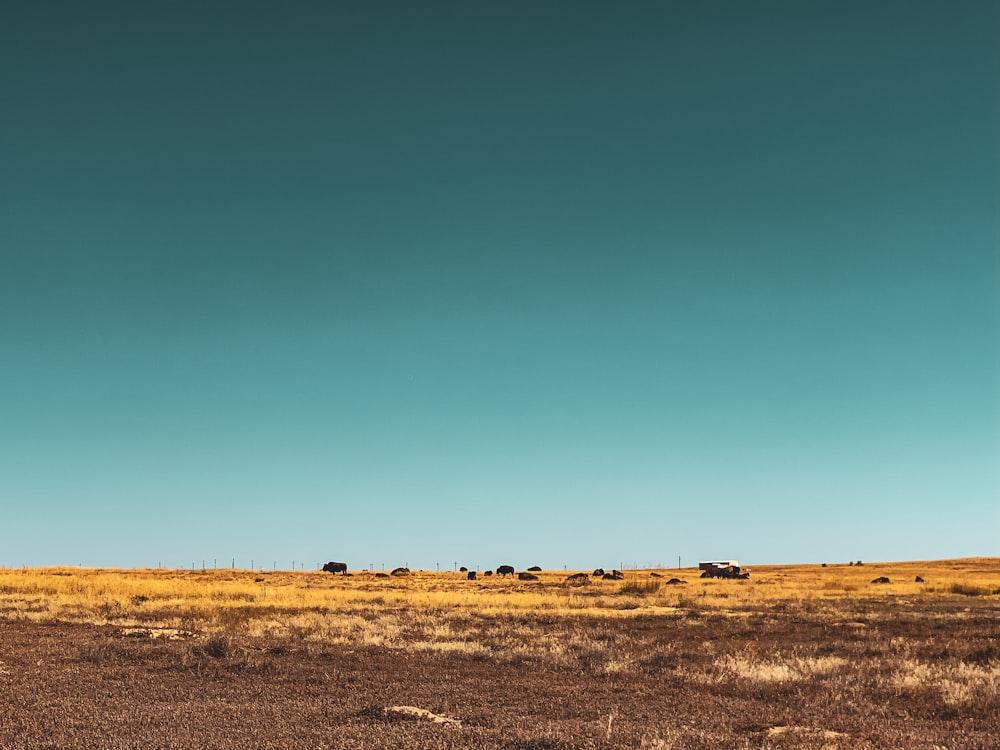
[0,558,998,749]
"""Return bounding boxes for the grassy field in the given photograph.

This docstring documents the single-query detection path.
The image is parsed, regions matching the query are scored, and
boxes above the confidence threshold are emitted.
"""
[1,558,997,748]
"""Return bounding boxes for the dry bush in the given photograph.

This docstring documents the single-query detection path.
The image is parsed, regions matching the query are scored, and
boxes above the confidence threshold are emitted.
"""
[950,582,993,597]
[618,579,661,596]
[892,658,1000,707]
[711,652,848,683]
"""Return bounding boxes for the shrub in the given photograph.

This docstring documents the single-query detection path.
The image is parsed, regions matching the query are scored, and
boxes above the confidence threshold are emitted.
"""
[202,634,231,659]
[618,580,661,596]
[951,582,992,597]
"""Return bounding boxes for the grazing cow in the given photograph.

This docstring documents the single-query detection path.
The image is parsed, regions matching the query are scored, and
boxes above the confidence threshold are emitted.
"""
[612,569,623,579]
[592,568,605,577]
[467,571,477,580]
[391,567,410,576]
[666,578,687,585]
[527,566,542,572]
[564,572,589,584]
[483,570,493,577]
[871,576,890,584]
[375,573,389,578]
[322,561,348,575]
[459,566,468,573]
[496,565,515,578]
[915,576,925,583]
[518,572,539,581]
[700,564,747,580]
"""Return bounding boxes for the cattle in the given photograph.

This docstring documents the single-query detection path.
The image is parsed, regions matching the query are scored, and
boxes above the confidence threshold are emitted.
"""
[649,572,662,578]
[496,565,515,578]
[483,570,493,577]
[391,567,410,576]
[459,566,468,573]
[700,565,747,580]
[915,576,925,583]
[871,576,890,584]
[602,573,615,580]
[564,572,589,584]
[375,572,389,578]
[666,578,687,585]
[612,569,623,579]
[322,561,348,575]
[592,568,605,577]
[518,571,539,581]
[527,566,542,572]
[467,571,477,580]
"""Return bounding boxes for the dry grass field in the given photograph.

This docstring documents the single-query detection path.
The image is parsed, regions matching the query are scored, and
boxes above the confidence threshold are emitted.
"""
[1,558,997,748]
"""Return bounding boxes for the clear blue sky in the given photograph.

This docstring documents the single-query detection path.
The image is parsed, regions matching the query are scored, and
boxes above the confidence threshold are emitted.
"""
[2,1,998,570]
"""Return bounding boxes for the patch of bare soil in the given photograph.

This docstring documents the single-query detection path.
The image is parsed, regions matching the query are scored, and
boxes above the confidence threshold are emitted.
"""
[1,599,997,749]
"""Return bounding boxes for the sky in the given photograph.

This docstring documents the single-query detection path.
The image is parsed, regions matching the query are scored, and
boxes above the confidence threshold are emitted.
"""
[2,1,998,571]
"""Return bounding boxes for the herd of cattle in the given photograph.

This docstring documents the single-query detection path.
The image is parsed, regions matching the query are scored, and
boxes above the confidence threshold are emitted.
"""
[323,562,921,586]
[321,562,690,585]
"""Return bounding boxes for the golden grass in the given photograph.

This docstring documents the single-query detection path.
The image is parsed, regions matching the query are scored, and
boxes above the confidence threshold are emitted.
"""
[892,659,1000,707]
[711,653,849,683]
[0,558,997,640]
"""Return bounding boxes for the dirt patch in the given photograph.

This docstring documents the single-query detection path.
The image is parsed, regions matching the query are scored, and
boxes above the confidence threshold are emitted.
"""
[364,705,463,726]
[120,627,193,640]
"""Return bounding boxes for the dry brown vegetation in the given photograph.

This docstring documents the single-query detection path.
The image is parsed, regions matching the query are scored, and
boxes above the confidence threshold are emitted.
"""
[1,558,997,748]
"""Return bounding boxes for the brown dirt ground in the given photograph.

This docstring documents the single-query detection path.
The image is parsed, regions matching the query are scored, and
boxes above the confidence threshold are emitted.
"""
[1,597,998,749]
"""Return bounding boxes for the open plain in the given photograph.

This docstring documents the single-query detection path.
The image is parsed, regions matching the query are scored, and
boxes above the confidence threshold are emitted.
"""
[0,558,997,749]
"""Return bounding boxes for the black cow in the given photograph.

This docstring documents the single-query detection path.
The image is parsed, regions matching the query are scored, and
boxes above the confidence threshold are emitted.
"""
[459,566,468,573]
[871,576,891,584]
[915,576,925,583]
[322,561,348,575]
[592,568,605,577]
[467,571,477,580]
[666,578,688,585]
[701,565,746,580]
[391,567,410,576]
[483,570,493,577]
[649,572,663,578]
[527,566,542,572]
[375,572,389,578]
[565,572,589,584]
[497,565,515,577]
[518,571,539,581]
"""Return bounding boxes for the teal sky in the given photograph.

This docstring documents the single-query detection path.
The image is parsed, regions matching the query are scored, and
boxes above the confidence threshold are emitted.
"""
[2,2,998,570]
